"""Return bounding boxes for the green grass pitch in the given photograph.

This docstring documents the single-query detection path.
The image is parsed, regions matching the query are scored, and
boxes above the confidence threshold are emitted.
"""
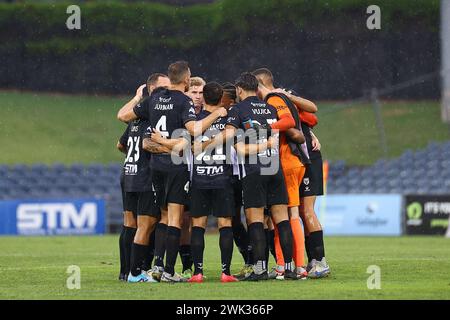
[0,235,449,300]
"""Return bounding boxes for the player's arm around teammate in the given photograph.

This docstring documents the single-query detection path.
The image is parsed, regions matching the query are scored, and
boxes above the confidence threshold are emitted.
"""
[117,74,171,283]
[224,73,297,281]
[254,68,309,278]
[130,62,226,283]
[188,82,238,283]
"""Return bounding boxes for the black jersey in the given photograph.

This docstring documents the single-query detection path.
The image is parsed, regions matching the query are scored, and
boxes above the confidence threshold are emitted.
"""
[284,88,321,160]
[133,89,196,171]
[122,119,152,192]
[119,125,129,148]
[192,110,232,189]
[226,96,279,176]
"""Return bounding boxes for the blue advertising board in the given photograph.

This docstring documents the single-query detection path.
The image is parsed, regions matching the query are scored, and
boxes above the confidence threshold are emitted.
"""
[0,199,105,235]
[315,194,402,236]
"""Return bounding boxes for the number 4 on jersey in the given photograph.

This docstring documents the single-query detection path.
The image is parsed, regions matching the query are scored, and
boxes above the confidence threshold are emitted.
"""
[155,116,169,138]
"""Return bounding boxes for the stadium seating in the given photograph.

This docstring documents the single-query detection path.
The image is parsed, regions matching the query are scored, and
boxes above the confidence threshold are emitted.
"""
[1,141,449,230]
[327,141,450,195]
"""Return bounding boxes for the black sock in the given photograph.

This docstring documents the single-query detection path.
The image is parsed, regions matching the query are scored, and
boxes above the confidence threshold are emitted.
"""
[123,226,137,275]
[119,226,126,274]
[268,229,276,262]
[247,245,253,265]
[232,218,249,264]
[154,223,167,268]
[219,227,233,276]
[264,228,270,267]
[130,243,148,277]
[142,230,156,271]
[277,220,294,271]
[309,230,325,261]
[248,222,266,273]
[305,235,312,263]
[179,245,193,273]
[191,226,205,275]
[165,226,181,276]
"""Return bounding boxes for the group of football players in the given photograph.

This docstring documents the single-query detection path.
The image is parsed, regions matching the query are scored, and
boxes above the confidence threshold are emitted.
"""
[116,61,330,283]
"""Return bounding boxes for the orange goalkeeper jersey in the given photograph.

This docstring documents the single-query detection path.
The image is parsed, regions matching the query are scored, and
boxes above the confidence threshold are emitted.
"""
[267,96,304,171]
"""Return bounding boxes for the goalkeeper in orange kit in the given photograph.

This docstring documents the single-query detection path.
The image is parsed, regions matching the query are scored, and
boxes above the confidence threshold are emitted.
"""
[254,68,310,279]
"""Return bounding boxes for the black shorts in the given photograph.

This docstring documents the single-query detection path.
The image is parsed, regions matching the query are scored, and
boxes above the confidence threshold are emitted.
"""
[241,170,288,209]
[120,174,126,212]
[300,156,324,197]
[190,187,235,218]
[231,176,243,208]
[152,169,190,207]
[124,190,160,217]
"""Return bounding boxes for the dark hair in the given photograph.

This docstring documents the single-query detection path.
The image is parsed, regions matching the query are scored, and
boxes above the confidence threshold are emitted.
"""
[222,82,237,101]
[252,68,274,85]
[235,72,259,92]
[203,82,223,106]
[168,61,190,84]
[147,73,167,87]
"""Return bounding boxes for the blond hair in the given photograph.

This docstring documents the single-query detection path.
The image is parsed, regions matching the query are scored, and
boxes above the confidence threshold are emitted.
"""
[190,76,206,87]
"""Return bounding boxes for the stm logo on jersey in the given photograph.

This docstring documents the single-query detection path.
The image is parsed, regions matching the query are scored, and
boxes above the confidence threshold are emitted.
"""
[124,164,138,175]
[196,166,224,176]
[17,203,98,235]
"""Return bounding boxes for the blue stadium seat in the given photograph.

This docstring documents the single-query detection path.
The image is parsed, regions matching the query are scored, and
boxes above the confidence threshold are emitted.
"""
[69,163,85,174]
[52,163,67,173]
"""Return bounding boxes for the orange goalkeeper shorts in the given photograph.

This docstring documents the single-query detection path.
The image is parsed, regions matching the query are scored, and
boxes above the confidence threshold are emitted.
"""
[282,165,306,208]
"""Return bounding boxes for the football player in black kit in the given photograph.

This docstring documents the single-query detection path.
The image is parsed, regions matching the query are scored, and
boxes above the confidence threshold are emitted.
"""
[220,83,253,279]
[118,61,227,283]
[187,82,239,283]
[117,74,170,282]
[205,73,298,281]
[117,128,135,281]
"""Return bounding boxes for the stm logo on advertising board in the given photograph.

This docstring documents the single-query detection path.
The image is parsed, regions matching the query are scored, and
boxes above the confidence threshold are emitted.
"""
[17,203,99,235]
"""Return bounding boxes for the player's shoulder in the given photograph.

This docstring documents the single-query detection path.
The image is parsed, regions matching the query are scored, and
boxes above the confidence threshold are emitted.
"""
[135,95,153,110]
[152,88,170,100]
[234,97,259,110]
[266,103,279,115]
[266,95,287,108]
[196,109,210,120]
[280,87,298,96]
[150,86,166,97]
[233,100,246,110]
[170,89,192,102]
